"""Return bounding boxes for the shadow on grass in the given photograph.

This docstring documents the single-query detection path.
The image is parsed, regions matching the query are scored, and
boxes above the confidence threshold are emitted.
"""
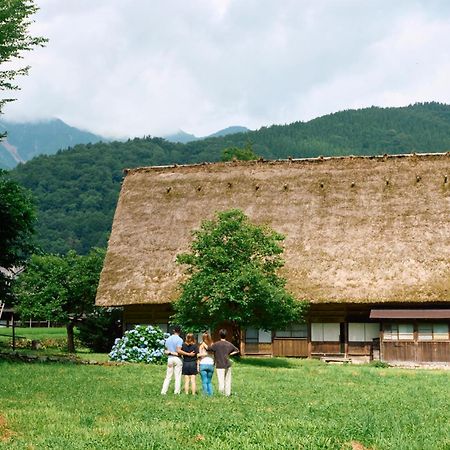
[236,357,299,369]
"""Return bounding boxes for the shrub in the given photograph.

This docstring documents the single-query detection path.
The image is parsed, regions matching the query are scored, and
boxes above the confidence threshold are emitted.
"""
[10,336,81,351]
[109,325,168,364]
[370,360,390,368]
[77,307,122,353]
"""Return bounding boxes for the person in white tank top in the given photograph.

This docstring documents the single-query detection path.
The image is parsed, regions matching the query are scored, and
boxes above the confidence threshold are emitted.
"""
[198,332,215,396]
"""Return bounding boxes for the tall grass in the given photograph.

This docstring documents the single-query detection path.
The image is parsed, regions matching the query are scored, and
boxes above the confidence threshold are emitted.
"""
[0,358,448,449]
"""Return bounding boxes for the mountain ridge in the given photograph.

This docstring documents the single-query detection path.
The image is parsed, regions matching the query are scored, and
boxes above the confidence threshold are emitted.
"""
[164,125,250,143]
[0,118,106,169]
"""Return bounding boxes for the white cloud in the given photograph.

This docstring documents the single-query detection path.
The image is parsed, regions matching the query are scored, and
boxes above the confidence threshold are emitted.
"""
[3,0,450,138]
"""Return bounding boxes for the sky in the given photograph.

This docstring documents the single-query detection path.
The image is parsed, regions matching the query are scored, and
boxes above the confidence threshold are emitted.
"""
[3,0,450,139]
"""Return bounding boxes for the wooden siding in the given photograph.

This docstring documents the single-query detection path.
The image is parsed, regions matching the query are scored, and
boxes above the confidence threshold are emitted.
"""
[273,339,308,357]
[347,342,373,356]
[242,343,273,355]
[124,304,173,326]
[122,303,450,362]
[311,342,341,355]
[383,341,450,362]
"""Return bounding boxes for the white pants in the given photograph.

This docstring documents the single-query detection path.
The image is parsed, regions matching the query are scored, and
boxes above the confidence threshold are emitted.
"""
[161,356,182,394]
[216,367,232,396]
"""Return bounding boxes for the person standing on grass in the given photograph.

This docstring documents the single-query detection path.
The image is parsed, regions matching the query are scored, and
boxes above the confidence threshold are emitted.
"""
[198,332,215,396]
[161,326,193,395]
[210,329,239,396]
[181,333,199,394]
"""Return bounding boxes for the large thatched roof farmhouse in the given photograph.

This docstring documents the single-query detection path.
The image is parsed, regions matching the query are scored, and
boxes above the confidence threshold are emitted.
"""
[96,153,450,364]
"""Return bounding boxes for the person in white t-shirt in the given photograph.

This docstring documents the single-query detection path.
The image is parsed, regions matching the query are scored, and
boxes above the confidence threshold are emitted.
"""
[161,326,193,395]
[198,332,215,396]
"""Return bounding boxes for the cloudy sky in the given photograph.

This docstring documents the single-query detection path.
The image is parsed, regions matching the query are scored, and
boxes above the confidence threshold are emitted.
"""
[3,0,450,138]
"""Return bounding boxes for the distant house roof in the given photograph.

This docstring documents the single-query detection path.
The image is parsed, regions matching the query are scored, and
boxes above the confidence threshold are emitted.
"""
[96,153,450,307]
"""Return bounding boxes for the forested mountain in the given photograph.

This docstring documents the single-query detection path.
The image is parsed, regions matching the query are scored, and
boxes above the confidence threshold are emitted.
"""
[10,102,450,255]
[164,125,250,143]
[0,118,105,169]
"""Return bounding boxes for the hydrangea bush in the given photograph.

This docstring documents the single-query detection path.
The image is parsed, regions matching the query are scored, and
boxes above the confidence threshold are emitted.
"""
[109,325,169,364]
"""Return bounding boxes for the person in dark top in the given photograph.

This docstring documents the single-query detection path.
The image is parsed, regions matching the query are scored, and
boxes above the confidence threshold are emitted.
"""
[210,329,239,396]
[181,333,199,395]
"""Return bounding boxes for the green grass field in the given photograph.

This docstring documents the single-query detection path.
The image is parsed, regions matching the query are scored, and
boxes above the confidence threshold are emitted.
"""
[0,327,109,362]
[0,326,67,341]
[0,358,448,449]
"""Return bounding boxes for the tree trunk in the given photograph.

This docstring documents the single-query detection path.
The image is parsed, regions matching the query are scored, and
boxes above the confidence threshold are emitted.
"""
[231,322,241,349]
[66,321,76,353]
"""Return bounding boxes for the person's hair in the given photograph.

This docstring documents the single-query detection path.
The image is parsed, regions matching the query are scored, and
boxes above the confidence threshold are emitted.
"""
[185,333,196,345]
[173,325,181,334]
[201,332,213,347]
[219,329,227,339]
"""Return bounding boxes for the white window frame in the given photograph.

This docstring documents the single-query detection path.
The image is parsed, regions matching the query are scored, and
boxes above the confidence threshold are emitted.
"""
[383,323,414,341]
[418,323,449,341]
[275,323,308,339]
[311,323,340,342]
[245,328,272,344]
[348,323,380,342]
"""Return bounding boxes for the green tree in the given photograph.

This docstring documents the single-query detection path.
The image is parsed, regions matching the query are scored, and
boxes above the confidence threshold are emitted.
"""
[221,142,259,161]
[0,0,47,130]
[0,169,35,300]
[13,248,105,352]
[173,209,308,339]
[77,307,122,353]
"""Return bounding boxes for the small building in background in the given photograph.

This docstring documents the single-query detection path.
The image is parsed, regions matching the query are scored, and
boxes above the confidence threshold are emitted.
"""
[95,153,450,365]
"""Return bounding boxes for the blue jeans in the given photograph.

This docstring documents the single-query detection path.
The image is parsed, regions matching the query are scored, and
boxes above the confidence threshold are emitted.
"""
[199,364,214,396]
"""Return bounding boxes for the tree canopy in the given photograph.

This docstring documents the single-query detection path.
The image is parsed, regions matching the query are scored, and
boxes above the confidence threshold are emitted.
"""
[172,209,308,334]
[221,142,259,161]
[13,248,105,352]
[0,169,35,300]
[0,0,47,125]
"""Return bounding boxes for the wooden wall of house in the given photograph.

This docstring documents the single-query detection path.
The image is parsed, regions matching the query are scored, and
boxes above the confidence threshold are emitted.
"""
[123,304,173,328]
[242,343,273,355]
[272,339,308,357]
[383,341,450,363]
[122,302,450,363]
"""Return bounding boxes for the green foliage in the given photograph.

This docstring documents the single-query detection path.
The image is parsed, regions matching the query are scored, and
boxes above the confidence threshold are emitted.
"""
[173,209,308,332]
[221,142,259,161]
[0,359,449,448]
[13,248,105,351]
[9,102,450,255]
[0,169,36,299]
[0,0,47,120]
[77,307,122,353]
[370,360,390,368]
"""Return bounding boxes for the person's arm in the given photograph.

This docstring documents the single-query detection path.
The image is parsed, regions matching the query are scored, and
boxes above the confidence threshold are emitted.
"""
[177,345,195,356]
[229,343,240,356]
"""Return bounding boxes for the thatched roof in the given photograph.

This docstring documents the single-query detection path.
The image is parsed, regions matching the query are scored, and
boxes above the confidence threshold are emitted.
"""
[96,153,450,307]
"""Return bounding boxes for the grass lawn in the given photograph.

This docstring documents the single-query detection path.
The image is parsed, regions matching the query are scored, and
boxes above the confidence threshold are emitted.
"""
[0,327,67,341]
[0,327,109,362]
[0,358,448,449]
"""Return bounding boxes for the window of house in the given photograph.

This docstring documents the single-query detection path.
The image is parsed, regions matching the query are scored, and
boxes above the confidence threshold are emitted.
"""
[418,323,449,341]
[275,323,307,339]
[383,323,414,341]
[245,328,272,344]
[245,328,258,343]
[311,323,340,342]
[348,323,380,342]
